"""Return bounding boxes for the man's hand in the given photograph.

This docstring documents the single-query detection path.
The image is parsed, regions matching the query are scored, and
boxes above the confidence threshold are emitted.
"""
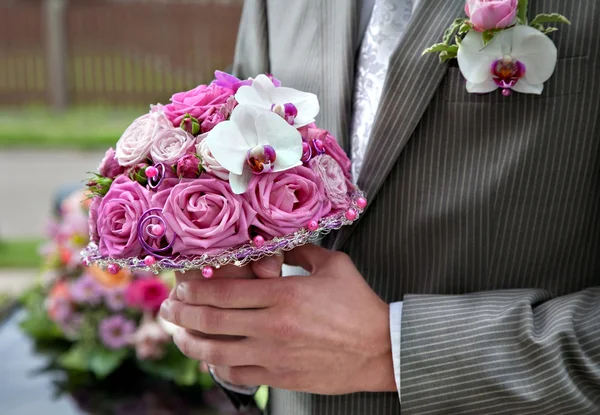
[160,244,395,395]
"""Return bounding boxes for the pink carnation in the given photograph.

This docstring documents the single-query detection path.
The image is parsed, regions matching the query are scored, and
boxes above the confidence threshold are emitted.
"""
[125,278,170,312]
[96,176,152,258]
[161,175,256,256]
[163,84,233,131]
[245,166,331,238]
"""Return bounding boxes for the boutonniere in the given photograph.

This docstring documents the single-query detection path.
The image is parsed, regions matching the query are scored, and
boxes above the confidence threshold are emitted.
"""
[423,0,570,96]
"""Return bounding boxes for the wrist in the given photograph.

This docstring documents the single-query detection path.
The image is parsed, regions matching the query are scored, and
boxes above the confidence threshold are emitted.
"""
[361,303,396,393]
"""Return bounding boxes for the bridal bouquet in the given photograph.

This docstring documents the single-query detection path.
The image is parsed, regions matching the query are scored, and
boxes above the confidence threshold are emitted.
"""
[20,190,212,387]
[83,71,365,275]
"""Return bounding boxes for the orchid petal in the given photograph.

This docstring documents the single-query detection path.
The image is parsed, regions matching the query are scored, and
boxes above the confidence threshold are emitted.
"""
[466,79,499,94]
[254,112,303,171]
[251,74,277,105]
[235,85,271,110]
[510,25,558,85]
[230,105,261,147]
[229,167,253,195]
[271,88,320,126]
[511,79,544,95]
[205,121,248,175]
[457,30,504,84]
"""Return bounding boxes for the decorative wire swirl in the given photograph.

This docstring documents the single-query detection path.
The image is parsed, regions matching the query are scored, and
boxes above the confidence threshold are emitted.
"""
[83,191,366,273]
[148,163,166,190]
[137,208,174,258]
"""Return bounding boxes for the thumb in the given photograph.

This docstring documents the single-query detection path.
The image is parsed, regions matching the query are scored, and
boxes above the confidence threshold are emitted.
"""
[251,254,284,279]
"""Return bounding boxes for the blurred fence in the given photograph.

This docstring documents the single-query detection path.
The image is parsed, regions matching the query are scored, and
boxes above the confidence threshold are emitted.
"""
[0,0,243,109]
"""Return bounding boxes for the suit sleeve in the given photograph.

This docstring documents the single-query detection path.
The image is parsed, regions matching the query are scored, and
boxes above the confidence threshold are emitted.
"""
[400,287,600,414]
[232,0,270,79]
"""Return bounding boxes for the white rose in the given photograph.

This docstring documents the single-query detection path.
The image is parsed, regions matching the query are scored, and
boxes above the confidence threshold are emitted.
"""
[196,139,230,180]
[309,154,348,209]
[150,127,196,165]
[115,112,170,167]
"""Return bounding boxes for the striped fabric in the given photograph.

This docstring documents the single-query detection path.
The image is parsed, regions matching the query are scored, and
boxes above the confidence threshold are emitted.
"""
[232,0,600,414]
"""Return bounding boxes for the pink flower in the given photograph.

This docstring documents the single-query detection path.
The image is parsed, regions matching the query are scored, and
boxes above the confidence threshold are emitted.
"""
[245,166,331,238]
[88,196,101,243]
[125,278,170,312]
[161,175,256,255]
[133,314,171,360]
[96,176,152,258]
[200,96,237,133]
[309,155,349,210]
[163,84,233,130]
[149,127,196,165]
[98,148,124,179]
[99,314,136,350]
[196,139,229,181]
[299,125,353,181]
[115,112,171,167]
[176,154,201,178]
[465,0,518,31]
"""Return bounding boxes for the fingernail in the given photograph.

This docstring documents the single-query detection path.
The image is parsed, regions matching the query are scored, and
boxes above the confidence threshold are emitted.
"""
[160,300,171,319]
[176,283,187,300]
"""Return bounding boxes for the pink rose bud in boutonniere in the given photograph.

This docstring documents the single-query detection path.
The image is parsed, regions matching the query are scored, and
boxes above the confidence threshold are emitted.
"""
[465,0,518,31]
[98,148,124,179]
[176,154,201,178]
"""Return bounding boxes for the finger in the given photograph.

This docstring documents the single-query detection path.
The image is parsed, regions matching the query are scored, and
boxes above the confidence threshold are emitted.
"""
[213,365,271,388]
[251,254,283,279]
[283,244,329,272]
[176,278,283,308]
[173,328,266,367]
[175,264,254,284]
[160,299,266,337]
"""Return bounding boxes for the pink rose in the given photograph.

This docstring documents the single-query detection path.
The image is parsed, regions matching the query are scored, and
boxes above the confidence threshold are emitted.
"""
[200,95,237,133]
[309,155,349,210]
[163,84,233,129]
[88,196,101,243]
[196,139,229,181]
[125,278,170,312]
[133,316,170,360]
[299,125,353,181]
[96,176,152,258]
[161,175,256,255]
[98,148,124,179]
[245,166,332,238]
[176,154,201,178]
[465,0,518,31]
[116,112,171,167]
[149,127,196,165]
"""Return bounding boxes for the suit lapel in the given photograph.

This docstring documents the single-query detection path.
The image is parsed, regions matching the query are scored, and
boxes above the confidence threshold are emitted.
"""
[332,0,465,250]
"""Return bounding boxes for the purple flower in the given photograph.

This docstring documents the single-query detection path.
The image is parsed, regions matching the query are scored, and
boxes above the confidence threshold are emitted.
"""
[211,70,252,92]
[104,286,127,311]
[99,314,136,350]
[98,148,125,179]
[70,274,103,306]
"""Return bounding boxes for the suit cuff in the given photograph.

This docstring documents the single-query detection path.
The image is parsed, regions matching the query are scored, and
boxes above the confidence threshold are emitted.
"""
[209,366,259,395]
[390,301,403,400]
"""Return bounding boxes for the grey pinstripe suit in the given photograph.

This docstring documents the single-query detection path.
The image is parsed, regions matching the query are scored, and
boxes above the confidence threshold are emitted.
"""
[232,0,600,413]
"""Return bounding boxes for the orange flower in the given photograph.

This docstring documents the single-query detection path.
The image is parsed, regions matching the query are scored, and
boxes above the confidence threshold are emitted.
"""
[48,281,71,320]
[88,265,131,288]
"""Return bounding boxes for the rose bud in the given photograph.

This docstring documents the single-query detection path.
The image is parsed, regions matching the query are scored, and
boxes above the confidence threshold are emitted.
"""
[128,162,149,186]
[176,154,202,178]
[86,175,113,197]
[180,114,200,136]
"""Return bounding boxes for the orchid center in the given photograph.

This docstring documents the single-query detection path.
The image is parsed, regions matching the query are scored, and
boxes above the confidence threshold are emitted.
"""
[491,56,526,96]
[246,145,277,174]
[271,103,298,125]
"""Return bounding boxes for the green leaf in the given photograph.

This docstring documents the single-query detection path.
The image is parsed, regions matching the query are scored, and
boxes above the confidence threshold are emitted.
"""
[255,386,269,411]
[482,31,495,46]
[542,26,560,34]
[530,13,571,27]
[422,43,453,55]
[198,371,215,390]
[137,343,199,386]
[443,18,467,44]
[89,347,129,379]
[458,22,472,35]
[19,311,63,340]
[518,0,529,24]
[59,345,90,371]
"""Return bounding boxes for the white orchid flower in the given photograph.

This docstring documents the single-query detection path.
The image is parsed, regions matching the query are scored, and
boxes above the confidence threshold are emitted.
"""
[457,25,558,96]
[234,74,320,127]
[205,104,303,194]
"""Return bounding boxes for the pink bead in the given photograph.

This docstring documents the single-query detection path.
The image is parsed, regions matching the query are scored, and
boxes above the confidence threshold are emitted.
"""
[345,209,357,221]
[502,89,511,97]
[307,220,319,231]
[253,235,266,248]
[357,197,367,209]
[202,266,214,279]
[107,263,120,275]
[146,166,159,178]
[151,224,164,236]
[82,257,90,267]
[144,255,156,266]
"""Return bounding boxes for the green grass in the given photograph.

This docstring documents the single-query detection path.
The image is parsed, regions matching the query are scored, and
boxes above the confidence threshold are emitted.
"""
[0,107,144,149]
[0,239,44,268]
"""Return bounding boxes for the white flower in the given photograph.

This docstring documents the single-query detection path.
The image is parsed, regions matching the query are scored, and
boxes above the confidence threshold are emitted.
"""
[205,104,303,194]
[457,25,558,95]
[115,112,170,167]
[235,74,320,127]
[196,138,230,181]
[150,127,196,165]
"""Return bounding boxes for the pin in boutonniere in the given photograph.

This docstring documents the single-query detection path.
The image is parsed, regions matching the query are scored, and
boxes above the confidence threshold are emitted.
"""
[423,0,570,96]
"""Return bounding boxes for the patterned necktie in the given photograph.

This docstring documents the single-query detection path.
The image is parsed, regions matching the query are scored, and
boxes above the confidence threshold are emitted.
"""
[350,0,415,182]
